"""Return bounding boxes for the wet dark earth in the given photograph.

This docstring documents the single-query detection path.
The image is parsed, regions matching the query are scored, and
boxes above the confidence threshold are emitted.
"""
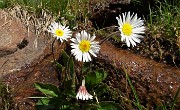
[97,41,180,110]
[0,0,180,110]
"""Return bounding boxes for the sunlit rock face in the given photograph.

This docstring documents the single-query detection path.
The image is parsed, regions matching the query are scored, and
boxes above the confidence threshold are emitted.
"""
[0,9,64,110]
[0,10,47,76]
[0,10,26,57]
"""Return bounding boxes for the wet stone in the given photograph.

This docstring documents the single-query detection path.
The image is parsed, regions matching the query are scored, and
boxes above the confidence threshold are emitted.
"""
[98,40,180,109]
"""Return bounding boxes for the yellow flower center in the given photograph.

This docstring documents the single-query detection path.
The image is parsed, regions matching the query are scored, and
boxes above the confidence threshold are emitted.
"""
[55,29,64,36]
[79,40,91,52]
[122,23,132,36]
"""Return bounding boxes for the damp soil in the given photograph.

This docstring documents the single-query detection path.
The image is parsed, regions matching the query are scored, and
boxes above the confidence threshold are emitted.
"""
[96,40,180,110]
[88,41,180,109]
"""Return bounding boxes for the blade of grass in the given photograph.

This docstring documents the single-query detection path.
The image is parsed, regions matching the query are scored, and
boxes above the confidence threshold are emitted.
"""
[148,3,152,27]
[170,86,180,110]
[122,67,143,110]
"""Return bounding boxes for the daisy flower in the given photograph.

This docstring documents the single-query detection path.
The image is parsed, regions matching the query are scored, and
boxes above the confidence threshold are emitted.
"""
[76,79,93,100]
[116,11,145,47]
[70,30,100,62]
[48,22,72,42]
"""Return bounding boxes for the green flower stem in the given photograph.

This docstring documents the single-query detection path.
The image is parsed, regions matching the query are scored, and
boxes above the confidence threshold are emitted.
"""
[99,31,121,45]
[28,97,49,99]
[51,38,64,62]
[51,38,57,62]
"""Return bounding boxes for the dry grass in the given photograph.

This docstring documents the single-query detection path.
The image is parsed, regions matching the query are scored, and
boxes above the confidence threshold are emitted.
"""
[0,82,15,110]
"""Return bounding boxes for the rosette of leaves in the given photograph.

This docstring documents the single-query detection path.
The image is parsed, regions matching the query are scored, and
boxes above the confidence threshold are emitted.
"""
[33,50,124,110]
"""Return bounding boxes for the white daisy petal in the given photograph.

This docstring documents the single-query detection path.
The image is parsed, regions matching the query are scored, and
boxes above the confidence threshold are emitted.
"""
[90,34,96,41]
[129,37,136,47]
[82,53,87,62]
[89,50,97,57]
[87,52,92,61]
[130,13,137,24]
[121,34,126,41]
[116,12,145,47]
[126,37,131,47]
[126,11,131,23]
[48,22,72,42]
[116,16,123,26]
[131,36,141,43]
[70,38,76,43]
[76,34,81,43]
[77,51,83,61]
[133,19,144,28]
[119,15,123,25]
[116,17,119,23]
[133,26,145,34]
[137,34,144,38]
[82,30,86,40]
[122,12,126,24]
[130,12,134,20]
[70,30,100,62]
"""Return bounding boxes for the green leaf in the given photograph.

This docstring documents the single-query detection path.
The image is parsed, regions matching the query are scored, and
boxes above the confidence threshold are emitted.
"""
[69,57,75,79]
[36,104,54,110]
[95,69,107,84]
[63,89,76,98]
[55,62,64,73]
[36,98,50,105]
[86,69,108,88]
[36,98,58,110]
[36,98,54,110]
[85,71,96,87]
[63,79,76,96]
[82,103,100,110]
[63,79,73,90]
[95,83,109,96]
[82,62,91,73]
[61,50,70,67]
[99,101,125,110]
[34,82,60,97]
